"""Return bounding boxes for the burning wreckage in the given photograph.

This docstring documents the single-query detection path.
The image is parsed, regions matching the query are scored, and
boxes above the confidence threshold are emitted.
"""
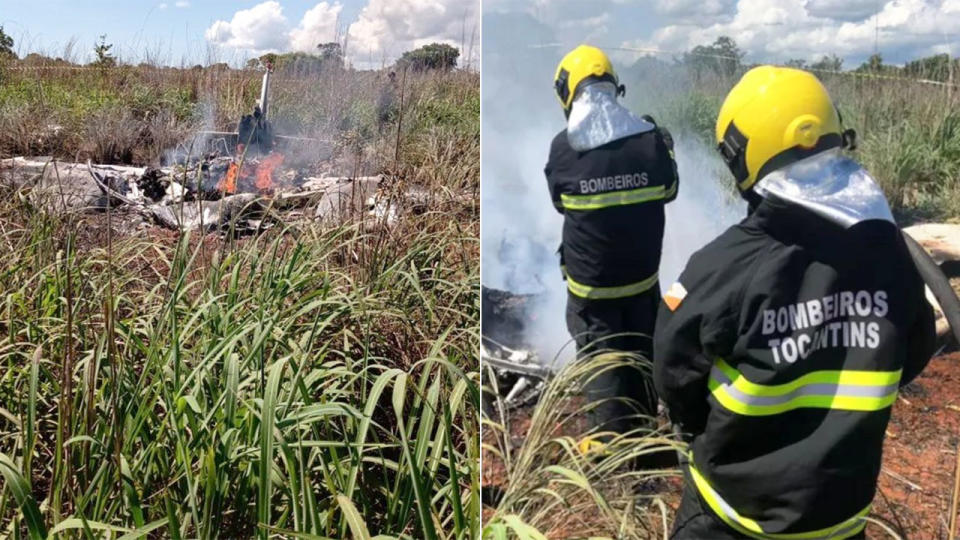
[1,65,445,233]
[0,154,394,233]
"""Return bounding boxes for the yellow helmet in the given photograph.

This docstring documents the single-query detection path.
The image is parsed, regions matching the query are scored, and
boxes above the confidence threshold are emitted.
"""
[716,65,853,193]
[554,45,622,112]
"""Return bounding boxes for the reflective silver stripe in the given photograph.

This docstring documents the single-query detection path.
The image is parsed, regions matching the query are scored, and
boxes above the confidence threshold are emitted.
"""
[708,358,900,415]
[711,366,900,406]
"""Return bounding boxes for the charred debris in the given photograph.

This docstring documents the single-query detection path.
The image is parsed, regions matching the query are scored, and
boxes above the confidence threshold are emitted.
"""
[0,64,426,234]
[482,286,554,409]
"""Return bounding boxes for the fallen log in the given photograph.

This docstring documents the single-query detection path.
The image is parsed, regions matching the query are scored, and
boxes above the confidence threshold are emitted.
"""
[904,224,960,267]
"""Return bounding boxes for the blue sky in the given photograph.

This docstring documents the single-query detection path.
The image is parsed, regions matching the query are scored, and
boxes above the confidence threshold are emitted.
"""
[1,0,478,67]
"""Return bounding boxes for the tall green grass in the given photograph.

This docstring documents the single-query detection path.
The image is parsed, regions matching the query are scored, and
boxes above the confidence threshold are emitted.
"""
[0,162,480,537]
[481,353,917,538]
[481,354,683,540]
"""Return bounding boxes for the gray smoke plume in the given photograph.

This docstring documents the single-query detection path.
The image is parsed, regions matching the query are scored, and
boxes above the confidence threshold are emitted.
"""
[163,99,219,165]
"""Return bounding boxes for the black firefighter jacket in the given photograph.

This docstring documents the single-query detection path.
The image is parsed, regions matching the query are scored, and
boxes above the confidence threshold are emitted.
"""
[544,127,678,300]
[653,197,936,537]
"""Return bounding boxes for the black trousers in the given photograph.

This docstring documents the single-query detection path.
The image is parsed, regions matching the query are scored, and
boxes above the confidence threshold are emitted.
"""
[565,288,659,433]
[671,471,867,539]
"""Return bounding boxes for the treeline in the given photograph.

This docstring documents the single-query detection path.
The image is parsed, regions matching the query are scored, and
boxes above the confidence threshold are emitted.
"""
[662,35,959,83]
[244,41,460,75]
[0,25,462,75]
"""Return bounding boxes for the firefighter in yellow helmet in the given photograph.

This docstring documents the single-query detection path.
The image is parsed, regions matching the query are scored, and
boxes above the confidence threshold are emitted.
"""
[654,66,935,538]
[545,45,679,439]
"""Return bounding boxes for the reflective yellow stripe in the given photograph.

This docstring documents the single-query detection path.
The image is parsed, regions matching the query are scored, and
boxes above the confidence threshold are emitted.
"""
[689,464,764,534]
[689,461,869,539]
[566,272,658,299]
[710,358,900,416]
[560,184,668,210]
[664,180,677,199]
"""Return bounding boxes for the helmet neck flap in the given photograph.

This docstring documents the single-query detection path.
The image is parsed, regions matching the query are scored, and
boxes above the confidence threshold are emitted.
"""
[566,82,654,152]
[753,149,894,228]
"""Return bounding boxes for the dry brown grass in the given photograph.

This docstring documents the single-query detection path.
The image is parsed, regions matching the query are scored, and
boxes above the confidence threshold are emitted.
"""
[0,59,479,171]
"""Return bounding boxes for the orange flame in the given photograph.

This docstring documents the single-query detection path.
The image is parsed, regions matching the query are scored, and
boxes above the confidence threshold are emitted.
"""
[217,161,240,194]
[255,152,285,193]
[216,152,285,195]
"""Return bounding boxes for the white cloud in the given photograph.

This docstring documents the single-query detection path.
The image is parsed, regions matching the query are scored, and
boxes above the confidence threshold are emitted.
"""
[487,0,627,22]
[204,1,290,53]
[347,0,478,67]
[290,2,344,52]
[805,0,879,21]
[556,13,610,30]
[644,0,960,65]
[655,0,736,18]
[175,0,190,7]
[158,3,168,9]
[205,1,477,66]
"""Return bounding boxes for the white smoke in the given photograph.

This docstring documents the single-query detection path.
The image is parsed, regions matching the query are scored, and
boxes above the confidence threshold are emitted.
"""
[162,99,218,165]
[481,113,573,365]
[660,134,746,288]
[480,14,574,366]
[481,12,746,369]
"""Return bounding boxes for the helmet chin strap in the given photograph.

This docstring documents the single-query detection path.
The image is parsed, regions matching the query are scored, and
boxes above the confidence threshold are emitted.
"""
[835,106,857,151]
[841,129,857,151]
[743,188,764,212]
[617,84,626,98]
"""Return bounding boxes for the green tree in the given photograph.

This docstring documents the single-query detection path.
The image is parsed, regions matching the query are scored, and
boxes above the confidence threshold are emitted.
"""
[92,34,115,67]
[903,53,957,82]
[810,54,843,72]
[246,53,277,70]
[247,52,333,75]
[785,58,808,69]
[0,25,15,59]
[859,53,884,73]
[317,42,344,70]
[683,36,744,78]
[397,42,459,71]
